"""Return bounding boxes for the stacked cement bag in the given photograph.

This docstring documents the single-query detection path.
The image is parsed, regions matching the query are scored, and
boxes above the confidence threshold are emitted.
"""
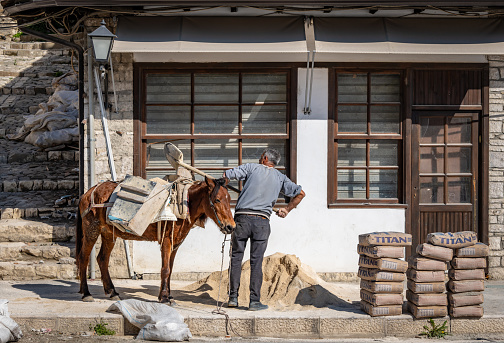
[358,232,412,317]
[448,241,488,318]
[406,245,450,319]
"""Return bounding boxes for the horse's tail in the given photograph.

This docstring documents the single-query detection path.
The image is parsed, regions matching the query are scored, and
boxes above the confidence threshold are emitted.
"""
[75,202,83,265]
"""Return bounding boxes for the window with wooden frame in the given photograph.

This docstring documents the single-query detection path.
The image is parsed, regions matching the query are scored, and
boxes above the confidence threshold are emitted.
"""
[136,68,295,201]
[329,71,403,206]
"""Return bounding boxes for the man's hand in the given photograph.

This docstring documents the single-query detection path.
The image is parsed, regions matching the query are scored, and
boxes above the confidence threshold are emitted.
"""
[276,208,289,218]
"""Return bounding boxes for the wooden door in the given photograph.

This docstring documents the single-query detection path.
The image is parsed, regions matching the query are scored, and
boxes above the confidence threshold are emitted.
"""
[411,111,479,248]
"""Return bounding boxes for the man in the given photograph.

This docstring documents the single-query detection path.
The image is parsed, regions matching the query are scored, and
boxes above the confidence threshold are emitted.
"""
[223,148,305,311]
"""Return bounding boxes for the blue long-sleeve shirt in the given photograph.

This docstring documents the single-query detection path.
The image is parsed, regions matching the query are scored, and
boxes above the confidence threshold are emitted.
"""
[225,163,302,219]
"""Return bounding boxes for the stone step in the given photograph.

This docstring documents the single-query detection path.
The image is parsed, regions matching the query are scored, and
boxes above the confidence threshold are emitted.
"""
[0,179,78,192]
[0,49,67,57]
[8,42,69,50]
[0,206,78,221]
[0,93,51,114]
[0,259,76,280]
[0,218,75,243]
[0,242,73,261]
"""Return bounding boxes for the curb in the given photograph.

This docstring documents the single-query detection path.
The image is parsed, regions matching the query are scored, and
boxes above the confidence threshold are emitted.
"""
[11,313,504,338]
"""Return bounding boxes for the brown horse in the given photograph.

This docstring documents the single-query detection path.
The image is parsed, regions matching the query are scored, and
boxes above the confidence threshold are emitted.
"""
[76,177,235,303]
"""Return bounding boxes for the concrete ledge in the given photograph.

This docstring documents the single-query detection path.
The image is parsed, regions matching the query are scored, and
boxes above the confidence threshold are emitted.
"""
[13,314,504,338]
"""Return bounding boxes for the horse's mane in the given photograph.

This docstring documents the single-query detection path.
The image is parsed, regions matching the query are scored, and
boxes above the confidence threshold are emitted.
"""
[188,178,228,229]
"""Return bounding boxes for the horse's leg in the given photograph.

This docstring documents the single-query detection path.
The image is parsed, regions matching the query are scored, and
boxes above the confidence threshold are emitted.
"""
[97,227,120,300]
[158,235,173,304]
[77,217,101,302]
[166,248,179,305]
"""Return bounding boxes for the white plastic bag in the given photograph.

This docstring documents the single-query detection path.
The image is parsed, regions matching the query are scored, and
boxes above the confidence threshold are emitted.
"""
[108,299,191,342]
[0,300,22,343]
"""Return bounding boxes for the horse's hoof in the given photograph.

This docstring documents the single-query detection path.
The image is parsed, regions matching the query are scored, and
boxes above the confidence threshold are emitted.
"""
[159,297,171,304]
[82,296,94,302]
[110,295,121,301]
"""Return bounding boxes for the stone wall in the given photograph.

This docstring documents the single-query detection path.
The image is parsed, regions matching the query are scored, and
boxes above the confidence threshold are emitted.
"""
[488,56,504,279]
[83,18,135,278]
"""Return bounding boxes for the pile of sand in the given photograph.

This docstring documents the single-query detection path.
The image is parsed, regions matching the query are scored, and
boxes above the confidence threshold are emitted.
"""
[183,252,356,310]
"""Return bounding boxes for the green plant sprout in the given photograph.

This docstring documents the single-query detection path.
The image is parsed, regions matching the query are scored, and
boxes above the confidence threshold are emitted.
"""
[90,318,115,336]
[420,318,448,338]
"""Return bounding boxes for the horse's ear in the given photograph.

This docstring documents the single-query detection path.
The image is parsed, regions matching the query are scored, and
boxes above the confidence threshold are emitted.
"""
[205,176,215,189]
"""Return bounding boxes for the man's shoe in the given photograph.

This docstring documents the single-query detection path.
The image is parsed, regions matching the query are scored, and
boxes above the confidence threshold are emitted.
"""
[227,297,238,308]
[248,301,268,311]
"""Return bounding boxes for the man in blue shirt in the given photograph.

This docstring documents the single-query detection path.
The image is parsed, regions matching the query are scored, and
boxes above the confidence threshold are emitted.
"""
[223,148,305,311]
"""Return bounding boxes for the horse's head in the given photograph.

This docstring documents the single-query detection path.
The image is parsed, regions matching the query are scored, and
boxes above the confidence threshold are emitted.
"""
[205,176,236,234]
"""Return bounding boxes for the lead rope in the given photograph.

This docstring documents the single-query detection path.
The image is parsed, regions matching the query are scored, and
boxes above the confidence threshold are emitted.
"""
[211,234,243,338]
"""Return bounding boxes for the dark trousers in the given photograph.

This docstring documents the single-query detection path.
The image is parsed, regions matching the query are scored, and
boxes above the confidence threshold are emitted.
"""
[229,214,271,303]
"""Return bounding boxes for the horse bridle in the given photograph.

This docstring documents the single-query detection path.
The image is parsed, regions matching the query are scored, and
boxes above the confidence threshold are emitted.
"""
[208,180,226,230]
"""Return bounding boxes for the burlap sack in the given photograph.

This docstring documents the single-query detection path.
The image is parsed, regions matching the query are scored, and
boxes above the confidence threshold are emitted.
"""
[360,279,404,294]
[360,289,403,306]
[416,243,453,261]
[449,305,483,318]
[448,268,485,281]
[406,290,447,306]
[447,279,485,293]
[427,231,477,248]
[448,292,484,307]
[357,244,405,259]
[407,301,447,319]
[455,243,489,257]
[407,280,446,293]
[408,255,447,271]
[358,255,408,272]
[451,257,487,270]
[407,268,446,283]
[359,232,412,246]
[360,300,403,317]
[358,267,406,282]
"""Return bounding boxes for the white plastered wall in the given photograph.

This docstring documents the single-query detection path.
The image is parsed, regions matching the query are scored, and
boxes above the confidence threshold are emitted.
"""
[132,67,405,275]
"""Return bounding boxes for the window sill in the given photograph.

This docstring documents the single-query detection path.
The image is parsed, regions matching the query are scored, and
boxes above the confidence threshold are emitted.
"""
[328,203,408,209]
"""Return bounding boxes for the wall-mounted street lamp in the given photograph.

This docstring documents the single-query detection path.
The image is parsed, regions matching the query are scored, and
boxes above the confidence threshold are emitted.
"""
[88,20,116,63]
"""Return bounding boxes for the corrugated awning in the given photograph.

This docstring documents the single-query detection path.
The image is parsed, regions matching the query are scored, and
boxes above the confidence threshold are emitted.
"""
[314,17,504,61]
[113,16,307,55]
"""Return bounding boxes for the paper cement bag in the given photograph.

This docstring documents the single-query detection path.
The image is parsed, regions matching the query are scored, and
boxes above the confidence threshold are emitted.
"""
[407,301,447,319]
[358,255,408,272]
[448,268,485,281]
[455,243,489,257]
[359,232,412,246]
[407,268,446,283]
[360,289,403,306]
[407,280,446,294]
[427,231,477,248]
[358,267,406,282]
[448,292,484,307]
[406,290,447,306]
[360,279,404,294]
[357,244,404,259]
[416,243,453,261]
[447,280,485,293]
[408,255,447,271]
[449,305,483,318]
[360,300,402,317]
[451,257,487,270]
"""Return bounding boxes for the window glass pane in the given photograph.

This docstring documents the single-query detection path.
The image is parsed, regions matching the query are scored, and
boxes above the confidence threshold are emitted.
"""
[146,139,191,171]
[369,169,398,199]
[194,74,238,103]
[338,105,367,133]
[194,106,238,134]
[338,73,367,102]
[370,74,400,102]
[146,74,191,104]
[194,139,238,168]
[420,117,444,144]
[370,140,398,166]
[242,105,286,134]
[420,147,444,174]
[146,106,190,134]
[447,117,471,144]
[370,105,400,134]
[420,177,444,204]
[338,140,366,166]
[242,139,287,168]
[448,177,471,203]
[337,169,366,199]
[447,147,471,173]
[242,73,287,103]
[194,170,239,201]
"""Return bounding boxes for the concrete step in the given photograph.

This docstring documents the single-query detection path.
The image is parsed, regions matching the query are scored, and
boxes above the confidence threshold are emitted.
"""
[0,259,76,280]
[0,218,75,243]
[0,241,73,261]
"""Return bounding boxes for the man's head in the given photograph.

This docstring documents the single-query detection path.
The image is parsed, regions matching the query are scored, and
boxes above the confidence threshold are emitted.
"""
[259,148,281,167]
